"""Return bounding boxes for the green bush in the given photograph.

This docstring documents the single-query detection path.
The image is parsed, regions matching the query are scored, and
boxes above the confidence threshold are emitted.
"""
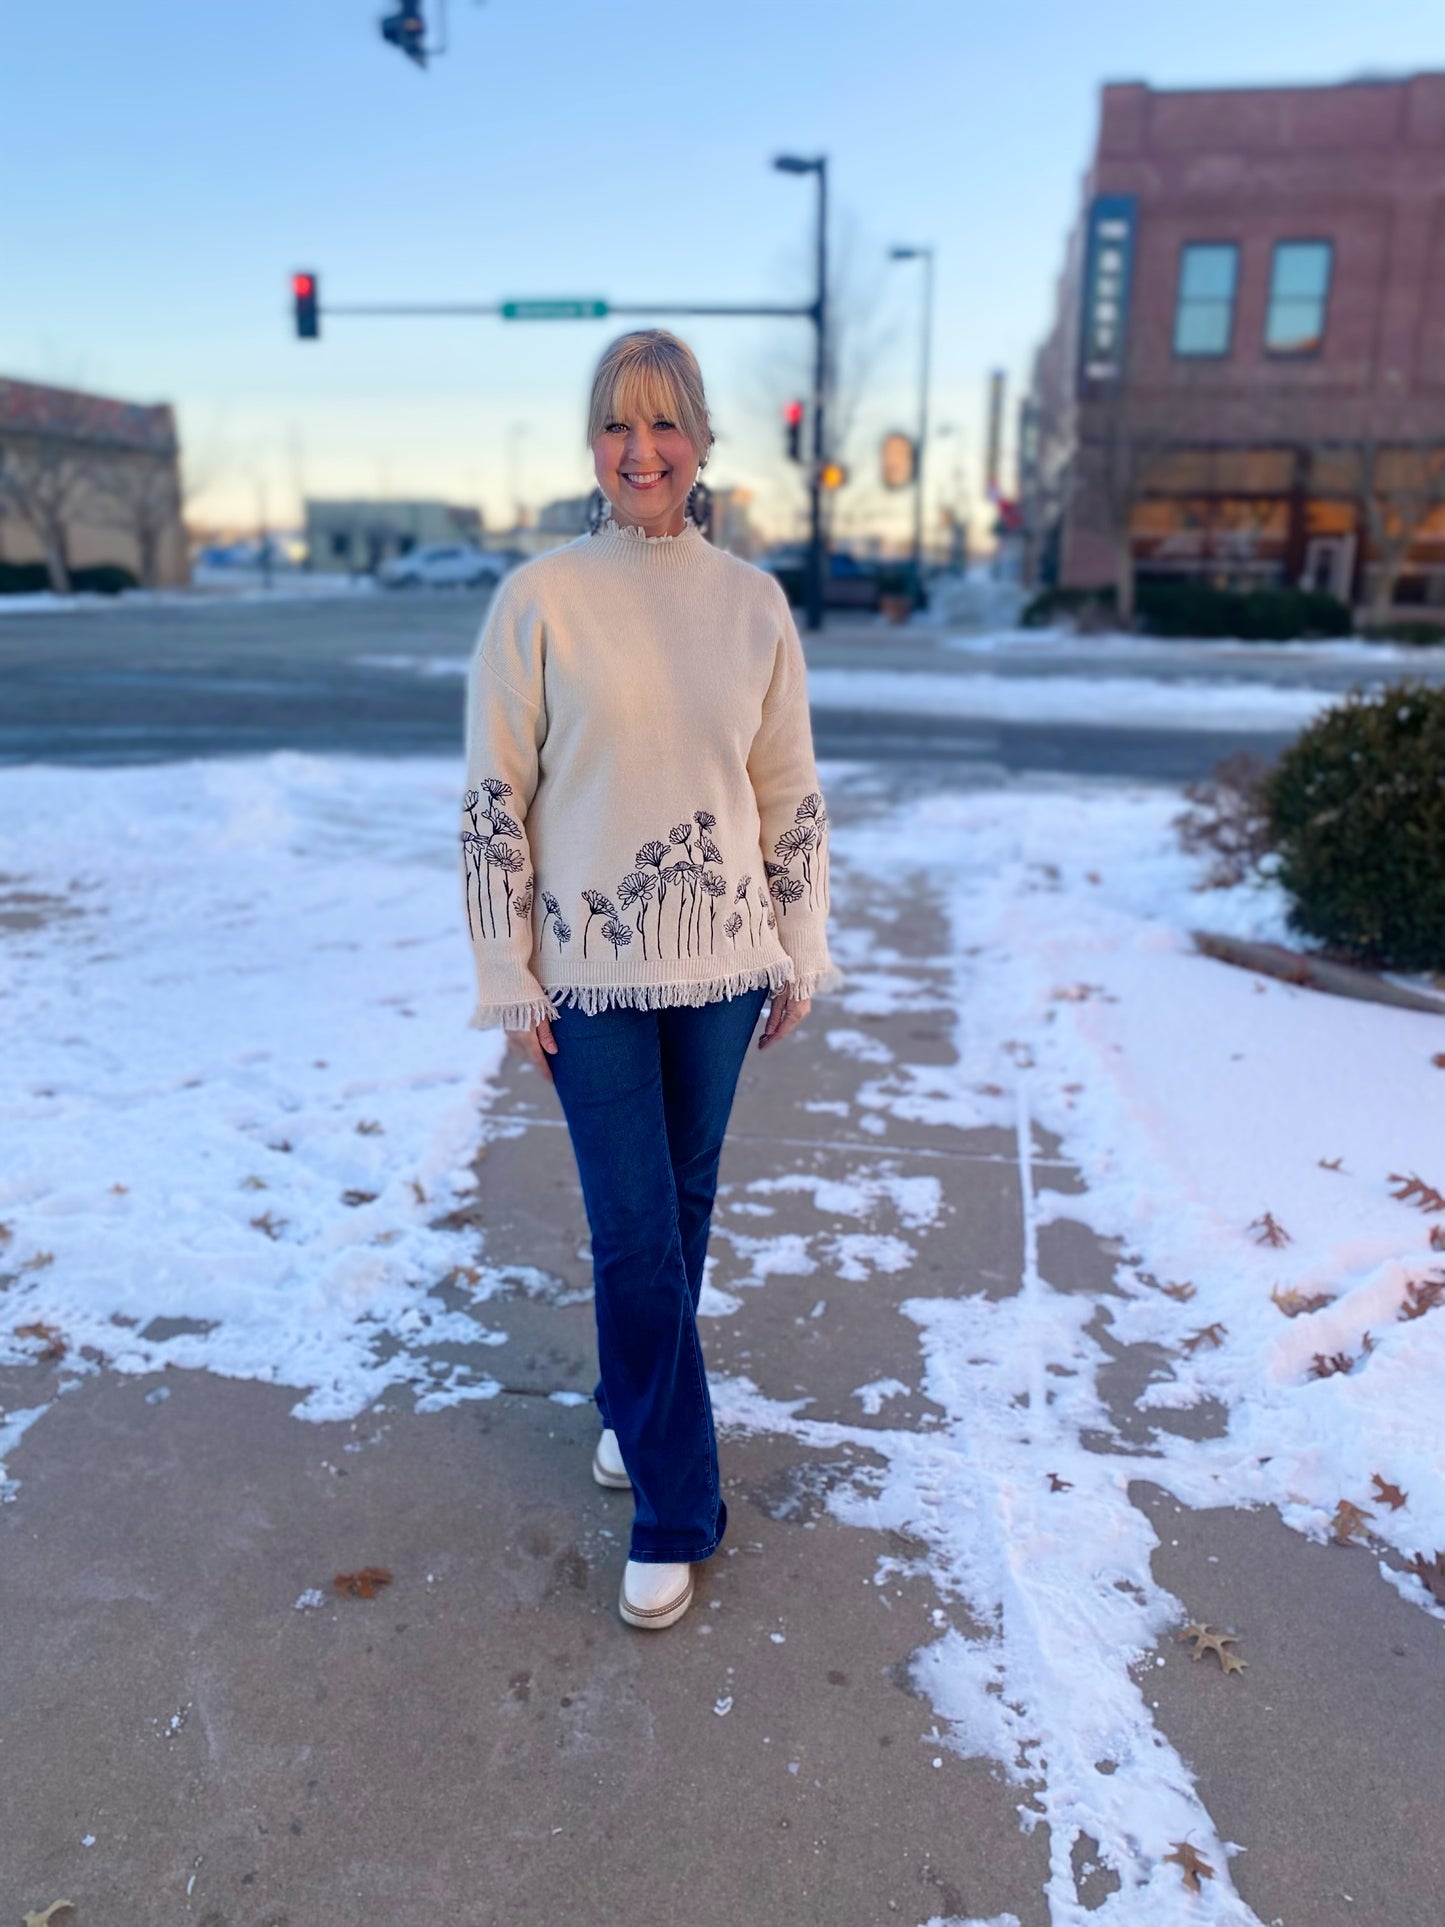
[1137,580,1352,641]
[1262,681,1445,971]
[1359,619,1445,648]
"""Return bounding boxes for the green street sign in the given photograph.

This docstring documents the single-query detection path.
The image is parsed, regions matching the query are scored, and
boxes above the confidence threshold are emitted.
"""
[500,298,609,320]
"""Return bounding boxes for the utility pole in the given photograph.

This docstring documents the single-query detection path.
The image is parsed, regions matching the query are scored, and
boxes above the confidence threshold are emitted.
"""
[775,154,829,632]
[889,244,934,603]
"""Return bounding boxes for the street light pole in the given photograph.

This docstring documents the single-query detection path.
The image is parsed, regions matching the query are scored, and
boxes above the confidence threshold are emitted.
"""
[889,244,934,603]
[776,153,829,633]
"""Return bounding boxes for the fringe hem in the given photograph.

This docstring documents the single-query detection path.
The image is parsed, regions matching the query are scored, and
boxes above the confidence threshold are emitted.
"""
[469,997,557,1033]
[790,961,847,1000]
[546,959,795,1017]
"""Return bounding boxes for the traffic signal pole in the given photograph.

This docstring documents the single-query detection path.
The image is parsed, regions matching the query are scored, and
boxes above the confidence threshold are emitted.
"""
[292,156,833,630]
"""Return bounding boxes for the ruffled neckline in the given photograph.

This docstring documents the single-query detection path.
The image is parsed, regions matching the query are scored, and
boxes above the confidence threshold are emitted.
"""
[587,511,707,567]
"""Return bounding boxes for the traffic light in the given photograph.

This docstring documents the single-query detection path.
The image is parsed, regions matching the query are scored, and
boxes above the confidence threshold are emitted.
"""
[380,1,428,65]
[293,271,319,340]
[819,461,847,491]
[783,399,804,463]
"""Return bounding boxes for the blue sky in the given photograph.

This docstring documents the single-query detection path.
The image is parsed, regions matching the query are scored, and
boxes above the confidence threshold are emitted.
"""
[4,1,1440,542]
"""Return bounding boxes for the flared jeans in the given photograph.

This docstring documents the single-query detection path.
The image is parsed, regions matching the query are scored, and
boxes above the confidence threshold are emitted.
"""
[547,984,769,1564]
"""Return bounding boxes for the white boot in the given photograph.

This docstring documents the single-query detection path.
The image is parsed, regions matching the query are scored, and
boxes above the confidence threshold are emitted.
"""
[619,1557,694,1630]
[591,1426,632,1490]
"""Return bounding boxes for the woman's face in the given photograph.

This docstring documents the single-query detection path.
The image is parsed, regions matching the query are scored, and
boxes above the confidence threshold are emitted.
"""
[592,400,700,537]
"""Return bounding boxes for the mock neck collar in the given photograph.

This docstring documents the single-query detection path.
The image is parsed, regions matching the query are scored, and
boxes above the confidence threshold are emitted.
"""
[587,513,708,569]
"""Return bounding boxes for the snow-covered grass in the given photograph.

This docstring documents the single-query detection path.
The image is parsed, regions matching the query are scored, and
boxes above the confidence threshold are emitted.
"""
[805,667,1337,731]
[0,573,378,616]
[1,750,1441,1924]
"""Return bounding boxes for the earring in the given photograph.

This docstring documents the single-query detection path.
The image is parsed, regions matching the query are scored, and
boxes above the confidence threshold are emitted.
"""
[686,475,712,539]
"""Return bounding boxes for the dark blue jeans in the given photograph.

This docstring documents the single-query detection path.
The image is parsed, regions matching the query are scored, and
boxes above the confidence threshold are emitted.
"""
[547,984,769,1564]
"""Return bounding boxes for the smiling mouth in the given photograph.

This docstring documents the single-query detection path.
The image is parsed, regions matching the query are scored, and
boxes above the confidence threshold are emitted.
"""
[622,469,668,488]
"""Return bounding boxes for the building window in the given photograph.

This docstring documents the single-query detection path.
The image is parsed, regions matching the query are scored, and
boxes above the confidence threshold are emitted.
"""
[1265,241,1332,356]
[1173,244,1239,357]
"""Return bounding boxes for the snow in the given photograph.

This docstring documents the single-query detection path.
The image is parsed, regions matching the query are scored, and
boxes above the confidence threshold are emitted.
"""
[805,667,1340,732]
[1,743,1441,1924]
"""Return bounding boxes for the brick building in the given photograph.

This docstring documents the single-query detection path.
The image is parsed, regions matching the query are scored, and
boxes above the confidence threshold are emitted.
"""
[1023,72,1445,621]
[0,377,186,592]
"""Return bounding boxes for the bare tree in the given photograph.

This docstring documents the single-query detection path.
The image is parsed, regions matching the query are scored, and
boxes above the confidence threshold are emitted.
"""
[1078,398,1173,626]
[92,449,183,589]
[0,438,102,593]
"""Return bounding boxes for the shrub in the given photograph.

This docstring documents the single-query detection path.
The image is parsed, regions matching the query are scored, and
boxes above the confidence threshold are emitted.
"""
[0,561,138,596]
[1020,585,1115,629]
[1359,619,1445,648]
[1174,750,1275,889]
[1137,580,1352,641]
[1262,681,1445,971]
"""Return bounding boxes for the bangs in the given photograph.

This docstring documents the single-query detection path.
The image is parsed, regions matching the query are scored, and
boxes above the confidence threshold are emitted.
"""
[606,360,687,430]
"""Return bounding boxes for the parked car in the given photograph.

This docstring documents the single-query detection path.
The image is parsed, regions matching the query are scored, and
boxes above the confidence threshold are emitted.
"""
[377,543,508,590]
[761,545,882,611]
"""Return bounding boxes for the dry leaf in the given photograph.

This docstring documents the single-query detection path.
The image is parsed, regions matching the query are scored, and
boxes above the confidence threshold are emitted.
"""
[355,1119,384,1135]
[1431,1226,1445,1253]
[1047,1472,1073,1492]
[333,1565,393,1599]
[0,1221,11,1247]
[1371,1474,1407,1511]
[25,1903,76,1927]
[1310,1351,1354,1379]
[1400,1275,1445,1321]
[1389,1172,1445,1214]
[1176,1623,1247,1674]
[1249,1212,1291,1247]
[1332,1499,1372,1544]
[1159,1281,1197,1303]
[341,1189,379,1208]
[21,1251,54,1272]
[15,1320,67,1362]
[250,1212,287,1239]
[240,1175,268,1191]
[1432,1053,1445,1069]
[110,1182,129,1194]
[1163,1841,1215,1893]
[410,1179,427,1206]
[1406,1551,1445,1605]
[976,1082,1004,1097]
[266,1138,293,1154]
[1271,1284,1335,1317]
[1181,1322,1227,1354]
[1317,1156,1344,1172]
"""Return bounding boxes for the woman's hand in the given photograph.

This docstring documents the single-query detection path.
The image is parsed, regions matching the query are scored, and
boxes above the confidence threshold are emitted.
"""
[506,1018,558,1084]
[758,985,811,1050]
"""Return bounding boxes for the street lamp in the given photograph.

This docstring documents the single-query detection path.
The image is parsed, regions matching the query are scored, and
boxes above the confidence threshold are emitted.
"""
[774,153,829,633]
[888,244,934,604]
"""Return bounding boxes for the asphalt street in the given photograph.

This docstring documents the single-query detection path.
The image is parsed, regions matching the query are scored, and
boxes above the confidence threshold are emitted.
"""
[1,586,1416,779]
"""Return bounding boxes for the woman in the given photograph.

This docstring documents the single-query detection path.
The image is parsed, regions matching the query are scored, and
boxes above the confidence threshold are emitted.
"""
[460,328,842,1632]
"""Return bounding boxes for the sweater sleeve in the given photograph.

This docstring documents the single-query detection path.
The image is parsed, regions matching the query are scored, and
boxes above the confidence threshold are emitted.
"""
[747,584,846,1002]
[460,578,556,1031]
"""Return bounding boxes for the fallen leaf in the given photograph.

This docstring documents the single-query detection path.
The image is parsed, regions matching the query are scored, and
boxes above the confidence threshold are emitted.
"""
[1085,870,1102,884]
[14,1320,67,1362]
[1332,1499,1372,1544]
[341,1190,379,1208]
[1176,1623,1247,1674]
[356,1119,384,1136]
[1163,1841,1215,1893]
[1249,1212,1291,1247]
[266,1139,293,1154]
[1432,1053,1445,1069]
[1181,1322,1227,1353]
[0,1222,11,1246]
[333,1565,393,1599]
[410,1179,427,1206]
[1271,1284,1335,1317]
[976,1083,1004,1097]
[110,1182,129,1194]
[1047,1472,1073,1491]
[1400,1275,1445,1321]
[1406,1550,1445,1606]
[1317,1156,1344,1172]
[1310,1351,1354,1379]
[21,1251,54,1272]
[1371,1474,1407,1511]
[250,1212,287,1239]
[24,1903,76,1927]
[1159,1281,1197,1303]
[240,1175,268,1191]
[1431,1226,1445,1252]
[1389,1172,1445,1214]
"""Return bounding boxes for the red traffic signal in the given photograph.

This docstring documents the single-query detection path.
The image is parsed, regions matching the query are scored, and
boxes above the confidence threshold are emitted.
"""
[783,398,804,462]
[293,271,319,340]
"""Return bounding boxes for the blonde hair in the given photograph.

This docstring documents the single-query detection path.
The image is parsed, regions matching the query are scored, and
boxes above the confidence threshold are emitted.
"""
[586,329,715,471]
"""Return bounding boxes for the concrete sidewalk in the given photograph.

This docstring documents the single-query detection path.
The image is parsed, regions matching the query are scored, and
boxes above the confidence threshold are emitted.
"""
[3,780,1442,1926]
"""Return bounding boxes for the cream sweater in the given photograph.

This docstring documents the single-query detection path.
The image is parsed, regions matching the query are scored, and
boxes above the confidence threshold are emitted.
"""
[460,513,844,1029]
